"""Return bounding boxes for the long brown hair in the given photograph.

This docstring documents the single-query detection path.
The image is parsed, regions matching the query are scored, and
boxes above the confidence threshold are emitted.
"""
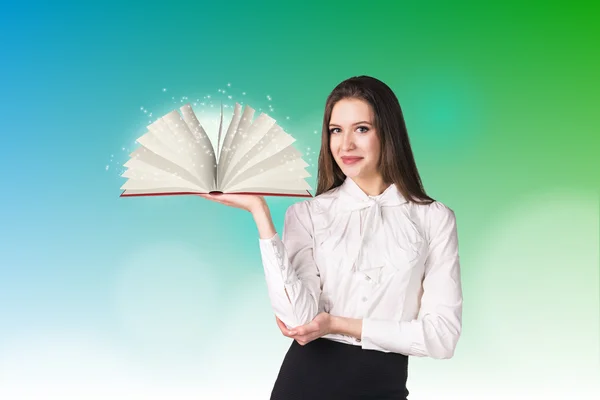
[316,75,434,205]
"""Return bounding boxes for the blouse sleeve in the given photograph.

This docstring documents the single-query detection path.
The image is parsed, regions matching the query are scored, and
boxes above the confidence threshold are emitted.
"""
[258,201,322,329]
[360,202,463,359]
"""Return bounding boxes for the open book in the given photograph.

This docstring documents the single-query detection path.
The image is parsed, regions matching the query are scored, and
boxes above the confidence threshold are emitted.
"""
[120,102,313,198]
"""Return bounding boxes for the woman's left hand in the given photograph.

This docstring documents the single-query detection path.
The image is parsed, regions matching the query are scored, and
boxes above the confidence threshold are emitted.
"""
[275,312,333,346]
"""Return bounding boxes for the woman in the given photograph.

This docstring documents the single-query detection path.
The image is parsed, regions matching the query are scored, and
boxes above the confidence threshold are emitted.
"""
[199,75,462,399]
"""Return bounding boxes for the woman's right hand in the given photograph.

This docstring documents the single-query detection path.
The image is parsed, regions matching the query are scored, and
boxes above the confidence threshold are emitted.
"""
[197,192,277,239]
[196,192,266,214]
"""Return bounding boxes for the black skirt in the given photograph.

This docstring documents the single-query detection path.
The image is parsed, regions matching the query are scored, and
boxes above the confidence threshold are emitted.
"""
[270,338,409,400]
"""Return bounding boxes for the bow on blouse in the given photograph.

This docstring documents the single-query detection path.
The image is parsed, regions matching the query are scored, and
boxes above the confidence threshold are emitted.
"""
[337,183,423,282]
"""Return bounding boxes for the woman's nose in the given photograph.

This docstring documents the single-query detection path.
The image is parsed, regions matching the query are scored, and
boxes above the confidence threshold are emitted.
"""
[341,132,354,150]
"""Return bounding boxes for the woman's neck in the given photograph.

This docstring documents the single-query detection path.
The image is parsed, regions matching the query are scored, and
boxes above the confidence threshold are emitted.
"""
[350,175,388,196]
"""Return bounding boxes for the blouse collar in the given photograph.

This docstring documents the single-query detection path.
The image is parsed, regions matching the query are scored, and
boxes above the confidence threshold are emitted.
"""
[338,176,407,207]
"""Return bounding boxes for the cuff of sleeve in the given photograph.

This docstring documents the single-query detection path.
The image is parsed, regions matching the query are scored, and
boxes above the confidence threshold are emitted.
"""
[258,232,278,242]
[361,318,422,355]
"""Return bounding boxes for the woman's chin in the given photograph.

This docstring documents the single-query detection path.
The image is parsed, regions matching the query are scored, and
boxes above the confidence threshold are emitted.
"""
[340,167,362,179]
[340,167,380,182]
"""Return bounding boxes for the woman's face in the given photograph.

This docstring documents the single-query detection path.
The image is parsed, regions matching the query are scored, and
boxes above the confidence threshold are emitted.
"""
[328,98,382,182]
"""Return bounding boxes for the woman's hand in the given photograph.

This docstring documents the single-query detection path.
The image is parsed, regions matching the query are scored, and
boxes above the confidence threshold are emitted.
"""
[196,192,265,213]
[198,192,277,239]
[275,312,333,346]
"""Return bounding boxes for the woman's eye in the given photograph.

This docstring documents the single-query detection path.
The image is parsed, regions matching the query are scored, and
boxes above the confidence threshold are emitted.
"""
[357,126,369,133]
[329,128,340,134]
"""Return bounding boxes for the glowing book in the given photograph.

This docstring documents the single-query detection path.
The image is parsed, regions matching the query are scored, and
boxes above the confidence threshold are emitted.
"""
[120,102,313,198]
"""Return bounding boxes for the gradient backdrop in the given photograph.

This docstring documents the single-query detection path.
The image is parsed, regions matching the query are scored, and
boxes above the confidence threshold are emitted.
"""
[0,1,598,399]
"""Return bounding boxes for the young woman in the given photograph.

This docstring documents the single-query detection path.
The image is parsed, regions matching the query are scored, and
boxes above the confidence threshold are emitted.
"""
[198,76,462,399]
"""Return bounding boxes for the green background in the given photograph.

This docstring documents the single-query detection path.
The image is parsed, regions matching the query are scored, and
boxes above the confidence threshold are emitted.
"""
[1,1,598,398]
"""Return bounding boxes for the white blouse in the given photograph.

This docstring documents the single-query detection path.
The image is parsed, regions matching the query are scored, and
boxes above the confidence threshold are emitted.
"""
[258,177,462,359]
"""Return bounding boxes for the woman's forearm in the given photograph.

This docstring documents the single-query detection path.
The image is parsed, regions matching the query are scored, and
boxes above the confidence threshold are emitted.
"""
[250,200,277,239]
[251,199,302,311]
[330,315,363,340]
[250,201,363,339]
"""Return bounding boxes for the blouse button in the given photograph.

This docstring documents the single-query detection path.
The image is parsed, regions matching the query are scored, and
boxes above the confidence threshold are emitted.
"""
[361,296,368,302]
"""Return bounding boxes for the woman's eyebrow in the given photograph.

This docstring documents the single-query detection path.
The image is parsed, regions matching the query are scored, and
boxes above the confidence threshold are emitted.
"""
[328,121,372,127]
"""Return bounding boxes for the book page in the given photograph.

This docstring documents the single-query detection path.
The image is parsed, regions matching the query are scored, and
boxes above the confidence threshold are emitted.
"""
[159,106,217,189]
[134,130,215,191]
[135,107,216,190]
[121,161,207,193]
[178,103,218,187]
[222,145,306,190]
[217,104,255,186]
[145,116,198,172]
[224,157,311,193]
[216,102,243,188]
[123,147,210,191]
[216,103,224,164]
[121,175,204,192]
[220,123,297,189]
[219,106,274,186]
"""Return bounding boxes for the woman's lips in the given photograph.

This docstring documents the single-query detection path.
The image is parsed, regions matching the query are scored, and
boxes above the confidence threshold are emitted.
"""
[341,156,363,165]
